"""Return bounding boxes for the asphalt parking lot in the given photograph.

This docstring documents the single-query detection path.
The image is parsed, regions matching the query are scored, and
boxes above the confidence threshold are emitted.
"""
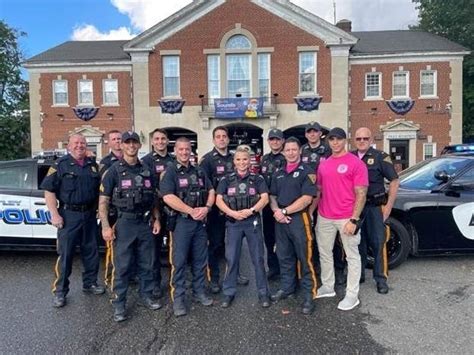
[0,246,472,354]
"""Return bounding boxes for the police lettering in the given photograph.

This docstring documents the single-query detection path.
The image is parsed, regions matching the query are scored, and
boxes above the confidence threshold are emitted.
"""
[0,208,52,225]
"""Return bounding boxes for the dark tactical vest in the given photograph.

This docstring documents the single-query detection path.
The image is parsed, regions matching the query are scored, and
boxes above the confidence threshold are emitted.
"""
[112,162,155,212]
[175,165,208,208]
[301,143,330,172]
[260,153,285,187]
[152,153,174,180]
[223,173,261,211]
[211,152,234,188]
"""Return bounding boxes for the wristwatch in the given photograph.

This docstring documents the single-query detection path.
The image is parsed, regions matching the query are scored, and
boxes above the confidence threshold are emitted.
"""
[206,205,212,212]
[349,218,360,226]
[250,207,257,214]
[281,208,288,216]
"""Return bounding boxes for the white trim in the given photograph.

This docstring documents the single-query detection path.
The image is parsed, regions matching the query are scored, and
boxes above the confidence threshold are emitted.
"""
[423,142,437,159]
[102,78,119,106]
[159,49,182,55]
[77,79,94,106]
[365,72,381,99]
[52,79,68,106]
[297,46,320,52]
[27,65,132,74]
[298,51,317,95]
[419,69,437,98]
[24,61,131,69]
[258,52,271,100]
[162,55,181,98]
[392,71,410,99]
[350,52,468,65]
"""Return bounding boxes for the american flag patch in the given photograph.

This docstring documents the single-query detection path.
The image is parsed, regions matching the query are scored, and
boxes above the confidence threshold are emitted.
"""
[144,179,151,188]
[249,187,256,195]
[179,178,188,187]
[217,166,225,173]
[227,187,236,195]
[121,179,132,188]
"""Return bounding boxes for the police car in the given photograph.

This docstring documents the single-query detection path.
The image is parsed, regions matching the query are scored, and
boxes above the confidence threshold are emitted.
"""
[0,158,58,249]
[382,153,474,268]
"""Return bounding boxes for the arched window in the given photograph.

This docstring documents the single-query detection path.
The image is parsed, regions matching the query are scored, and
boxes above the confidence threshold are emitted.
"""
[226,35,251,49]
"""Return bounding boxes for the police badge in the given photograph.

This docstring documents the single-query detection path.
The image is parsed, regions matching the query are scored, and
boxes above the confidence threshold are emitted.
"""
[239,183,247,194]
[134,175,143,186]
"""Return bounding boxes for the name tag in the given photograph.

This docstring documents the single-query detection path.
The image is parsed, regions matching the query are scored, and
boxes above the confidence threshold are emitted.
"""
[217,166,225,173]
[249,187,256,195]
[227,187,236,196]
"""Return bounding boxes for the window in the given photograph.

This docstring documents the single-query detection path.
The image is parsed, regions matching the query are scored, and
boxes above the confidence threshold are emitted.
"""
[365,73,381,98]
[423,143,437,160]
[392,71,409,98]
[227,54,251,97]
[78,80,93,105]
[0,165,30,189]
[258,53,270,101]
[103,79,118,105]
[207,55,220,103]
[420,70,437,97]
[299,52,317,94]
[163,56,180,97]
[53,80,68,105]
[452,168,474,189]
[226,35,251,49]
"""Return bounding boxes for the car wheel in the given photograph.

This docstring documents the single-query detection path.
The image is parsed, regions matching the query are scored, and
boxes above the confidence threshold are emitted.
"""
[367,217,411,269]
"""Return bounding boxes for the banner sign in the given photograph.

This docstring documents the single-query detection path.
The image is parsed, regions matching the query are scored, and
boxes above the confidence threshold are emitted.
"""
[214,98,264,119]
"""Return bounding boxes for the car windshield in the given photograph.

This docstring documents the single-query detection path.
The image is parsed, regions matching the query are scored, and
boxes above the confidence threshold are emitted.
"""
[399,157,471,190]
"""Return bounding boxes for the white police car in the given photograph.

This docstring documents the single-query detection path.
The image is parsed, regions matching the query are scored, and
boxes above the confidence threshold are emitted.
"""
[0,159,57,249]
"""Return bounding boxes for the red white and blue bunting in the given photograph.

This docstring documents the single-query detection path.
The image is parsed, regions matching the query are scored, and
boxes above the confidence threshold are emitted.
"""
[294,96,322,111]
[386,100,415,115]
[159,100,185,114]
[73,107,99,121]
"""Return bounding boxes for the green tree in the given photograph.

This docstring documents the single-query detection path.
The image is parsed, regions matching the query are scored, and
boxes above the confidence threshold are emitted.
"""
[0,20,30,160]
[412,0,474,141]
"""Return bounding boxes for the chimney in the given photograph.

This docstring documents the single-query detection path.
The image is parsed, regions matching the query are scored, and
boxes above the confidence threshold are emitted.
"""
[336,19,352,33]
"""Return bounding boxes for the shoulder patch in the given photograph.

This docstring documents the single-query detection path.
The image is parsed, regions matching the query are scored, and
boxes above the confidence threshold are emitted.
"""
[307,174,316,184]
[160,170,167,181]
[383,155,393,164]
[46,166,57,176]
[99,183,105,193]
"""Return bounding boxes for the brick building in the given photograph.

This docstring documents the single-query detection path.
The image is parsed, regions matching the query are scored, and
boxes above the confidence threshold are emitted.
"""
[24,0,468,168]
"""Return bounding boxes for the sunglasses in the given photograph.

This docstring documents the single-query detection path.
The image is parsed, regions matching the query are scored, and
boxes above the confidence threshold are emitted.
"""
[355,137,370,142]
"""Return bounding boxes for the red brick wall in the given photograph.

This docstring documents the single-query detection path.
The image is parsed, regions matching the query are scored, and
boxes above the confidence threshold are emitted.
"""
[349,61,451,160]
[39,71,133,154]
[149,0,332,106]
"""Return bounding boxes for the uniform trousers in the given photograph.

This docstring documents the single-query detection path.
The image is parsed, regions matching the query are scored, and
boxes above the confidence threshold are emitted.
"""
[262,206,280,274]
[206,207,226,283]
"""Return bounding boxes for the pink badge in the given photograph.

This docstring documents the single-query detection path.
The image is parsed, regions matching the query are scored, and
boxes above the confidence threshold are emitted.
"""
[302,157,308,162]
[262,167,267,173]
[249,187,256,195]
[121,179,132,188]
[156,165,164,172]
[144,179,151,188]
[227,187,236,196]
[179,178,188,187]
[217,166,225,173]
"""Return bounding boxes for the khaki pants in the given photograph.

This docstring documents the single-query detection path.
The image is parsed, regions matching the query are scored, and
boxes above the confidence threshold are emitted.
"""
[316,214,361,297]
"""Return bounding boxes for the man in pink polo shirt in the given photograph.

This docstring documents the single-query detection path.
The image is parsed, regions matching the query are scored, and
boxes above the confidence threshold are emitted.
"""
[314,127,368,311]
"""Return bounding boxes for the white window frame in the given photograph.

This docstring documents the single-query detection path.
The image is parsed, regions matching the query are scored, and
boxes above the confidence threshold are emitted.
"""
[258,53,271,102]
[162,55,180,98]
[298,51,317,95]
[77,79,94,106]
[420,70,437,98]
[207,55,220,104]
[423,142,437,160]
[392,71,409,99]
[102,79,119,106]
[365,72,382,100]
[52,80,68,106]
[226,54,252,98]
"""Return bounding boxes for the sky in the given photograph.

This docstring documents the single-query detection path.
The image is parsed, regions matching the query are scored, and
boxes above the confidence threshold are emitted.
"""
[1,0,419,61]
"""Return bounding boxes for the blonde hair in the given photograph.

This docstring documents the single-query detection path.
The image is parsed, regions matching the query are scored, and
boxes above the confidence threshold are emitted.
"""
[235,145,251,155]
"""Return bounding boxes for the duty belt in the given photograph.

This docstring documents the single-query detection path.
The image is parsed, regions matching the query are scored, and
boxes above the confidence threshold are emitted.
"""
[62,203,95,212]
[118,211,151,221]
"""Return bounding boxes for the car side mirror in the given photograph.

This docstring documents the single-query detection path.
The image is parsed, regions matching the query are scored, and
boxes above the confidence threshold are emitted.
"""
[450,182,474,191]
[434,170,450,183]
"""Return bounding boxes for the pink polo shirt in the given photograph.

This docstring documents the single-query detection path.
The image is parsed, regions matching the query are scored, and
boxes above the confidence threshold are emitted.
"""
[317,152,368,219]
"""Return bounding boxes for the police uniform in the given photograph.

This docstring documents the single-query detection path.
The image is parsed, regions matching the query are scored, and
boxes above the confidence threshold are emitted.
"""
[199,148,234,286]
[260,150,286,277]
[100,159,158,311]
[99,151,121,176]
[301,142,331,172]
[216,172,270,303]
[353,147,398,290]
[160,161,213,313]
[141,151,175,295]
[270,163,318,305]
[41,154,102,300]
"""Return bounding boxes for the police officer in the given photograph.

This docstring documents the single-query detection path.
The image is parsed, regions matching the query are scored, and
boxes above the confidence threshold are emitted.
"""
[99,130,122,175]
[270,137,318,315]
[200,126,249,293]
[99,131,162,322]
[353,127,399,294]
[216,145,271,308]
[161,137,215,317]
[141,128,175,298]
[260,128,286,280]
[301,121,331,172]
[42,133,105,308]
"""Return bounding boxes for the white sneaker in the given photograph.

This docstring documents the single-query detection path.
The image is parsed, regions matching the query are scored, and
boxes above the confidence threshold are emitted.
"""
[337,295,360,311]
[315,285,336,299]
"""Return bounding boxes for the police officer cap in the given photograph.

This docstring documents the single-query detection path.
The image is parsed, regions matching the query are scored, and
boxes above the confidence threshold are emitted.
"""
[268,129,284,140]
[122,131,141,143]
[305,121,322,132]
[327,127,347,139]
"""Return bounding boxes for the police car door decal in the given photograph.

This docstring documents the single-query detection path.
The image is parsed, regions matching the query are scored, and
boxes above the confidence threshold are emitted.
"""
[452,202,474,240]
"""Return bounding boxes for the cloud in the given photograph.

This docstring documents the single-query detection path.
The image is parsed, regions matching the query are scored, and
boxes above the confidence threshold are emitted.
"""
[71,24,136,41]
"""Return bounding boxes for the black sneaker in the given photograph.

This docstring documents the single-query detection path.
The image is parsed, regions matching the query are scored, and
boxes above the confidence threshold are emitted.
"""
[259,295,271,308]
[138,297,163,310]
[193,293,213,306]
[82,284,105,295]
[270,289,293,302]
[209,282,221,294]
[221,295,234,308]
[113,306,127,322]
[237,275,249,286]
[302,297,315,315]
[52,295,66,308]
[376,281,389,294]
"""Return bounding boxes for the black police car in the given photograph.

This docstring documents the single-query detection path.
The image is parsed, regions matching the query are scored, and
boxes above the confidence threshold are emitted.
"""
[381,154,474,268]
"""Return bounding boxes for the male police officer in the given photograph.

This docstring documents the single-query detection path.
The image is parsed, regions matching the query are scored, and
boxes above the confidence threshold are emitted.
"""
[200,126,249,293]
[42,133,104,308]
[99,131,162,322]
[99,130,122,175]
[161,137,215,317]
[301,121,331,172]
[260,128,286,280]
[353,127,399,294]
[142,128,175,298]
[216,145,271,308]
[270,137,318,315]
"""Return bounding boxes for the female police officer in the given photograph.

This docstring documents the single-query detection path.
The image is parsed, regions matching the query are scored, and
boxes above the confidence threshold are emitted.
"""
[215,145,271,308]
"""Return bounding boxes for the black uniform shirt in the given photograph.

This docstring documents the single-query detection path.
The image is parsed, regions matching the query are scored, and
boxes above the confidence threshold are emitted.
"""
[141,151,175,181]
[260,151,286,188]
[216,171,268,196]
[99,151,121,176]
[160,162,213,197]
[352,147,398,197]
[199,148,234,189]
[270,162,317,208]
[40,154,100,205]
[301,142,331,172]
